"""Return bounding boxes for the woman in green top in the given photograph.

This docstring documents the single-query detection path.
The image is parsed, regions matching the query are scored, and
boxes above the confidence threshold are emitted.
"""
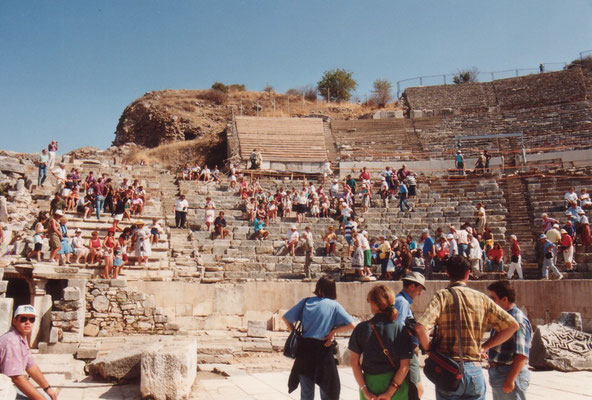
[349,285,413,400]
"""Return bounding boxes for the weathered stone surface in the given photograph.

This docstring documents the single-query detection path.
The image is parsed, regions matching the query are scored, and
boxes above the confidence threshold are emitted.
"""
[84,323,100,337]
[89,344,146,382]
[0,298,13,335]
[557,312,583,331]
[530,323,592,371]
[0,196,7,223]
[63,287,80,301]
[335,338,351,367]
[271,310,288,332]
[92,295,110,312]
[140,340,197,400]
[247,320,267,338]
[49,327,59,344]
[0,373,16,400]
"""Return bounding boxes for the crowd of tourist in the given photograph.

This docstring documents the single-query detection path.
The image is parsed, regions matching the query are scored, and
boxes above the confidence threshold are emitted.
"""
[28,143,164,279]
[283,262,530,400]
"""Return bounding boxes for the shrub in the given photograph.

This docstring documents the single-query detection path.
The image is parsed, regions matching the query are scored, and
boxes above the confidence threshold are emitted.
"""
[263,84,274,93]
[227,84,246,92]
[371,79,393,107]
[197,89,228,105]
[285,88,300,96]
[301,85,318,102]
[317,69,357,102]
[567,56,592,71]
[453,67,479,84]
[211,82,228,93]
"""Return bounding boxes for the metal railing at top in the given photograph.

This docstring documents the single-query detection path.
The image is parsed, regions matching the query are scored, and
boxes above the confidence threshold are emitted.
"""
[396,62,568,98]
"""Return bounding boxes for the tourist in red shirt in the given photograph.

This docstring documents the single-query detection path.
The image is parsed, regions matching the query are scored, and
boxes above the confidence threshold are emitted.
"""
[487,242,504,272]
[559,229,574,271]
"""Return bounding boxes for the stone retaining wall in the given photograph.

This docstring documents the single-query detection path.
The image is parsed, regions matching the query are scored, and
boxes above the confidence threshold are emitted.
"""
[129,280,592,332]
[84,279,177,337]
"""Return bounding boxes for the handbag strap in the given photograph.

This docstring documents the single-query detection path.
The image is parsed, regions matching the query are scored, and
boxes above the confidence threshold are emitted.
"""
[295,297,309,332]
[370,321,396,368]
[447,287,465,373]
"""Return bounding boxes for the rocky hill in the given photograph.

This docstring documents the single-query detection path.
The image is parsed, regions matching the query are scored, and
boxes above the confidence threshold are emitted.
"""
[113,89,396,167]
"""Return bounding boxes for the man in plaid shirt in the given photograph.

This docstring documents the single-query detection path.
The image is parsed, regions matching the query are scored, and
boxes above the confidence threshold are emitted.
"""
[415,256,519,400]
[487,280,532,400]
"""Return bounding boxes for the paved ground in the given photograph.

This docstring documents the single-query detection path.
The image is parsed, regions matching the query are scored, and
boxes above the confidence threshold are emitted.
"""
[51,368,592,399]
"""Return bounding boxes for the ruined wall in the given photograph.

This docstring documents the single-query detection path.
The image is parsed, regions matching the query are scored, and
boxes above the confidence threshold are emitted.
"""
[84,279,177,337]
[129,280,592,332]
[404,82,496,113]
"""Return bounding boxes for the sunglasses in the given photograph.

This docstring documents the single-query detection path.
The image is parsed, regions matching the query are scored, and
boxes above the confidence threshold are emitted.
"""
[19,316,36,323]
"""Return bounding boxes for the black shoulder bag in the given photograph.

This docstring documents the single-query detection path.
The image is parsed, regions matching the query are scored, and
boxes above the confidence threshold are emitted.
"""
[423,288,465,392]
[283,298,308,359]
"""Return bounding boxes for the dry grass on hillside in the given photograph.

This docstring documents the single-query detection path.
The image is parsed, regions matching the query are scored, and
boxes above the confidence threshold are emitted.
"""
[123,133,226,169]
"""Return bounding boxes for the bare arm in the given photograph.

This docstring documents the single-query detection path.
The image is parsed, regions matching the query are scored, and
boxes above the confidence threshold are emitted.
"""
[12,375,47,400]
[502,354,528,393]
[323,322,355,346]
[350,352,376,400]
[281,316,294,332]
[27,364,57,399]
[481,321,519,353]
[378,358,410,400]
[415,323,430,352]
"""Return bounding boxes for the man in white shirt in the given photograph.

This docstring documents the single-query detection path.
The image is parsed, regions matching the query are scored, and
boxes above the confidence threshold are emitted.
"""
[447,233,459,256]
[52,163,68,194]
[173,194,189,229]
[456,226,470,257]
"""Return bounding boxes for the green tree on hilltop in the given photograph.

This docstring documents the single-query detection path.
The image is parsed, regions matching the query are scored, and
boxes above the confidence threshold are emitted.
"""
[317,69,357,103]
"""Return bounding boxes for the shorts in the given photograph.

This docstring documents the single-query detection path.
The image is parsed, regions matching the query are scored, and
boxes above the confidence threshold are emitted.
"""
[114,257,123,267]
[408,185,416,196]
[49,233,61,250]
[77,205,85,213]
[114,213,123,221]
[34,243,43,251]
[122,254,129,262]
[150,228,159,236]
[345,236,353,245]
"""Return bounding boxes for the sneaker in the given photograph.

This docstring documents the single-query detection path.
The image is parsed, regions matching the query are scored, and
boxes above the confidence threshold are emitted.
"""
[557,274,564,281]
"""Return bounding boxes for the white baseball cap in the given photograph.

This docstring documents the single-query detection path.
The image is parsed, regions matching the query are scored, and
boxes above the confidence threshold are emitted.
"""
[54,210,64,216]
[14,304,36,317]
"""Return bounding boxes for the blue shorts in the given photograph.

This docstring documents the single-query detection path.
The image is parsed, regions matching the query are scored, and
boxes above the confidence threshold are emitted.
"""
[345,236,353,245]
[114,257,123,267]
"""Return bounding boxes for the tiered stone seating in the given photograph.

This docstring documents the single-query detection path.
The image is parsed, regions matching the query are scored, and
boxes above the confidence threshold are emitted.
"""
[176,174,509,281]
[404,68,586,113]
[524,172,592,274]
[412,101,592,159]
[22,160,180,281]
[235,116,328,162]
[331,119,422,161]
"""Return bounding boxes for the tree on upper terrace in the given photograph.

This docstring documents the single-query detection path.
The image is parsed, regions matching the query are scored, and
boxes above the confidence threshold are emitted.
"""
[317,68,357,103]
[453,67,480,84]
[371,79,393,107]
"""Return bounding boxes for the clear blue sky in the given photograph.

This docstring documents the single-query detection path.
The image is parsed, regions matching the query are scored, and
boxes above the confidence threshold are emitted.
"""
[1,0,591,153]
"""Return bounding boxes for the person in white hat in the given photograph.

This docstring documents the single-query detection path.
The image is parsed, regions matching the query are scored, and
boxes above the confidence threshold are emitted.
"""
[285,225,300,257]
[0,305,57,399]
[395,271,426,399]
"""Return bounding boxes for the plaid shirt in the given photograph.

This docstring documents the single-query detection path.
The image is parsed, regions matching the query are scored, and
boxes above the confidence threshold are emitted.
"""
[488,305,532,364]
[417,282,516,361]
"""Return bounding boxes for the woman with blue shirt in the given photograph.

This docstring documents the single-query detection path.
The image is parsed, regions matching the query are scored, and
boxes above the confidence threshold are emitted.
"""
[283,276,355,400]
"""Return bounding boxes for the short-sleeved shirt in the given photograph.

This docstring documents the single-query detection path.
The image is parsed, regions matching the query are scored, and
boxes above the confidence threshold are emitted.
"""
[214,217,226,227]
[488,305,532,365]
[348,313,413,374]
[416,282,516,361]
[38,153,49,164]
[284,297,353,340]
[253,219,265,232]
[422,237,434,257]
[53,168,67,180]
[0,327,36,377]
[395,290,414,325]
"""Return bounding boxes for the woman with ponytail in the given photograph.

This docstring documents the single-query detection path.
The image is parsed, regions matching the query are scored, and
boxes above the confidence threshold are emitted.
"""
[349,285,413,400]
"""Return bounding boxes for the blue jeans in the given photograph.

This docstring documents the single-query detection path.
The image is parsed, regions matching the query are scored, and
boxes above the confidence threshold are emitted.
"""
[38,165,47,186]
[299,374,328,400]
[399,194,411,211]
[458,243,469,257]
[488,364,529,400]
[436,362,486,400]
[95,195,105,220]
